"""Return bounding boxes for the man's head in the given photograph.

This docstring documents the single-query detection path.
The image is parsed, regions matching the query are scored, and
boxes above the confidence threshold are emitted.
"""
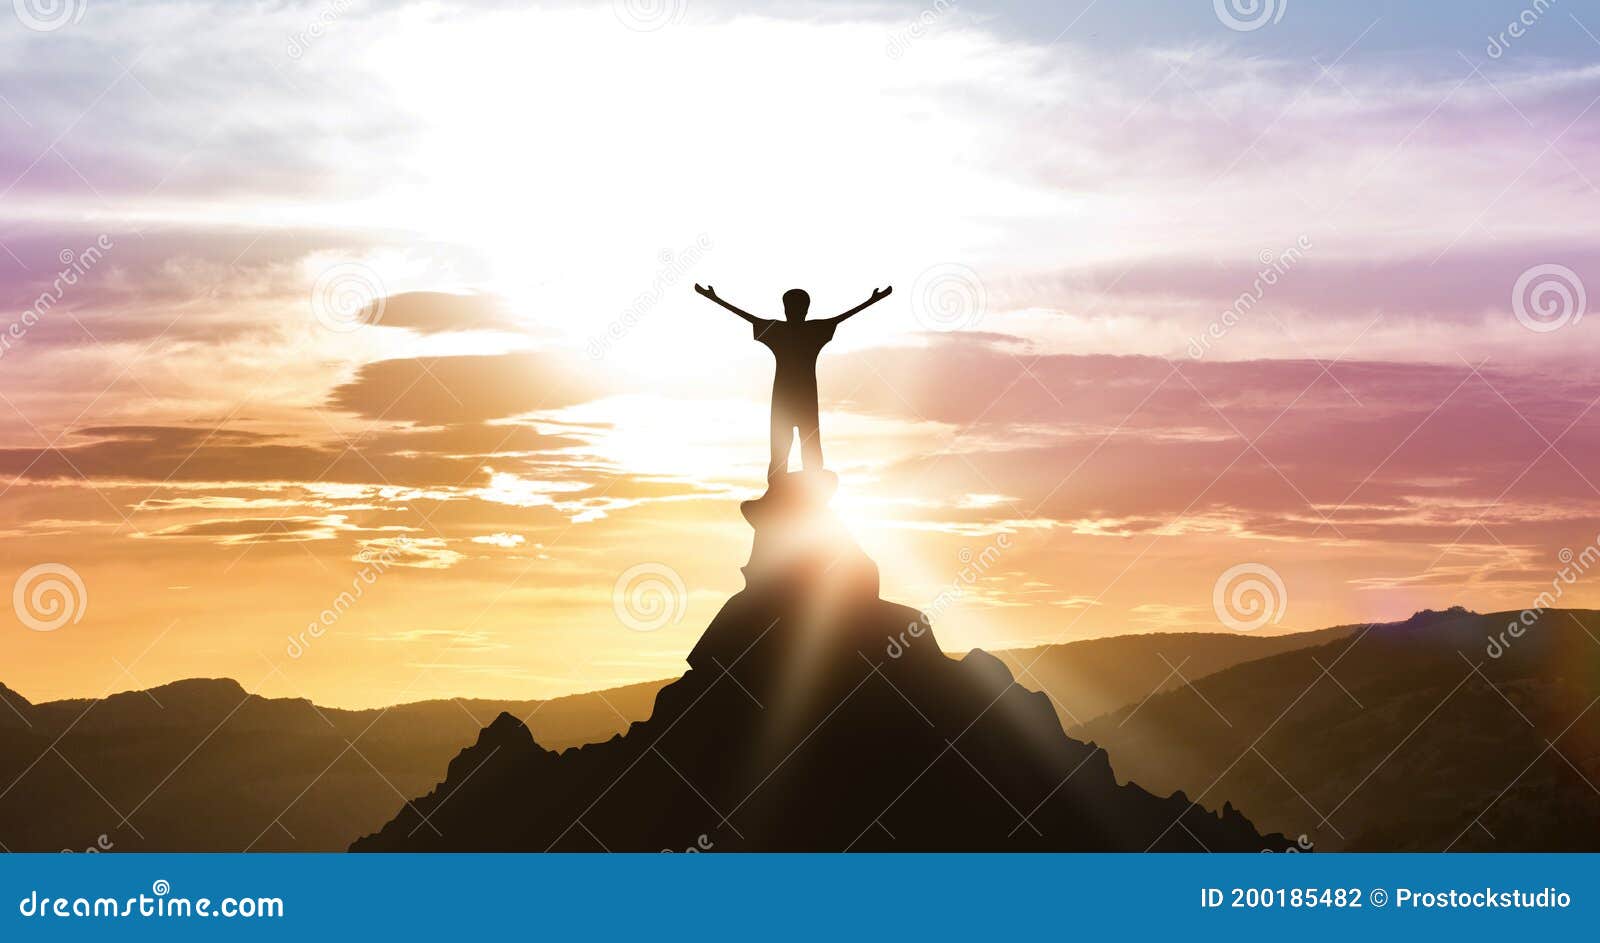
[782,289,810,322]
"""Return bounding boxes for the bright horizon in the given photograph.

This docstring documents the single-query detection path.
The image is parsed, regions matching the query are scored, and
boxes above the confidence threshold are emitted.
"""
[4,0,1600,708]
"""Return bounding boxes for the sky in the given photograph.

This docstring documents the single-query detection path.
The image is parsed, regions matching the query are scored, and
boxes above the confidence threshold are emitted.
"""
[1,0,1598,708]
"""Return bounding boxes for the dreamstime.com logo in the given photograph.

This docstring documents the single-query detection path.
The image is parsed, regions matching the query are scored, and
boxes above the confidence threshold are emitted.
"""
[1260,833,1316,853]
[589,234,713,359]
[886,0,957,59]
[13,0,86,32]
[285,0,355,60]
[910,263,987,332]
[613,0,685,32]
[1486,0,1556,60]
[18,880,284,920]
[1512,263,1586,333]
[1486,537,1600,658]
[612,562,687,632]
[1186,236,1312,359]
[888,534,1013,658]
[1212,563,1287,632]
[661,833,714,852]
[12,563,87,632]
[62,834,114,854]
[1213,0,1286,32]
[1,235,115,362]
[310,261,386,333]
[286,545,403,659]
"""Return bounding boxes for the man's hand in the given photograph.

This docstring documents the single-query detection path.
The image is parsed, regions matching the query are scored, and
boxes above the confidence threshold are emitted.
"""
[828,284,894,324]
[695,283,761,323]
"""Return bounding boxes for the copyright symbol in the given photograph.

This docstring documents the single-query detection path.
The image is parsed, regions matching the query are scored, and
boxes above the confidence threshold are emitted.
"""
[1370,888,1388,907]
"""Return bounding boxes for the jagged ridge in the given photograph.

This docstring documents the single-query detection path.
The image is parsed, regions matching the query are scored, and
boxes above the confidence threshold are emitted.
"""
[354,471,1287,852]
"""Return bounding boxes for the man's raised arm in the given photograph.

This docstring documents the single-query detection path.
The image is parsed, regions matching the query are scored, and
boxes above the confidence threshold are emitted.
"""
[694,284,762,324]
[825,286,892,325]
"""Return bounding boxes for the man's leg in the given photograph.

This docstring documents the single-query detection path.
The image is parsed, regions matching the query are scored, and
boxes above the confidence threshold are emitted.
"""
[769,406,793,479]
[798,402,823,472]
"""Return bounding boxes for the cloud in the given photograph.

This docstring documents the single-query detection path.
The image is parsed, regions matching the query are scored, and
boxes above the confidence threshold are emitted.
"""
[358,421,583,457]
[364,628,507,652]
[327,352,603,423]
[357,536,466,569]
[830,338,1600,547]
[366,291,525,335]
[144,514,358,545]
[0,422,580,488]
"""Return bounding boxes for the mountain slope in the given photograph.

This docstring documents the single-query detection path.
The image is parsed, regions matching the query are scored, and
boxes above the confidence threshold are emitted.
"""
[354,471,1287,852]
[0,680,659,851]
[1077,607,1600,851]
[0,683,30,731]
[993,625,1356,728]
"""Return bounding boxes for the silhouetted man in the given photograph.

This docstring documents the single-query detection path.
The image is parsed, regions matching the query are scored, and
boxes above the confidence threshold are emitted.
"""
[695,284,892,479]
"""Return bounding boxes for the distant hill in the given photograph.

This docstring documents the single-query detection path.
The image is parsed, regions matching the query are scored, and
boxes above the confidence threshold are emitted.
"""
[0,620,1350,852]
[993,625,1357,728]
[1077,607,1600,851]
[19,601,1552,853]
[0,679,660,851]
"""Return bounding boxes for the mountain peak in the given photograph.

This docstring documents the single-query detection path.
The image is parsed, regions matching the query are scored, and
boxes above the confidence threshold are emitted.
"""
[355,473,1289,852]
[482,710,533,743]
[144,677,249,699]
[0,681,32,729]
[1402,605,1477,627]
[737,468,878,600]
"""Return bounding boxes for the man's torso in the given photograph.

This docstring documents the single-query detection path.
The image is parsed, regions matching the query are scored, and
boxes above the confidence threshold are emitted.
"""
[754,319,835,402]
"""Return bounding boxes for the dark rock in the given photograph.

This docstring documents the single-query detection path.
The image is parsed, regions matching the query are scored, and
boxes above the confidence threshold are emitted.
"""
[353,475,1288,852]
